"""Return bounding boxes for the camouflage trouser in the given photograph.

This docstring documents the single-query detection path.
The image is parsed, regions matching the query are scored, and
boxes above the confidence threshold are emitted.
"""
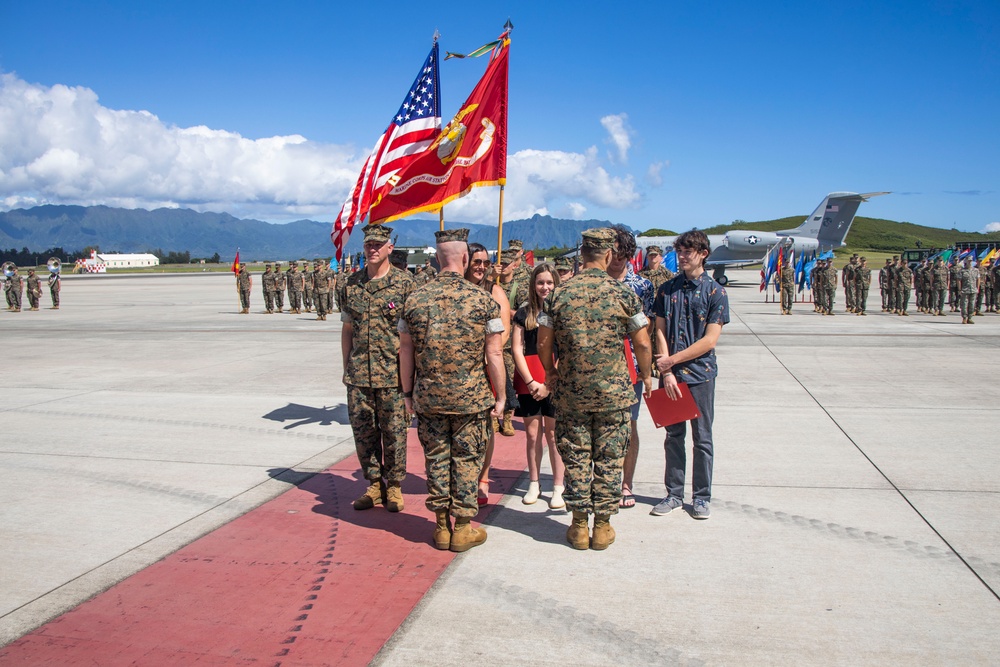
[288,289,302,311]
[502,347,516,410]
[857,286,869,312]
[239,288,250,310]
[49,287,59,307]
[264,289,275,311]
[347,384,409,483]
[932,288,946,313]
[416,410,490,519]
[896,288,910,312]
[949,286,958,309]
[315,291,328,316]
[844,282,855,310]
[275,288,284,309]
[303,287,313,310]
[8,288,21,310]
[780,284,793,311]
[326,292,334,313]
[960,293,975,319]
[881,287,888,309]
[556,408,629,516]
[27,288,39,309]
[976,287,992,312]
[824,287,836,312]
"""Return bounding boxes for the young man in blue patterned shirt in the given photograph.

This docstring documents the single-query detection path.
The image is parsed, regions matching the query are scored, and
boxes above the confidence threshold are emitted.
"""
[651,230,729,520]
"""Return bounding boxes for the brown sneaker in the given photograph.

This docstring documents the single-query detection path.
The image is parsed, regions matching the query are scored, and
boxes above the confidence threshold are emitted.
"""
[566,511,590,550]
[353,480,386,510]
[591,514,616,550]
[450,518,487,552]
[385,483,404,512]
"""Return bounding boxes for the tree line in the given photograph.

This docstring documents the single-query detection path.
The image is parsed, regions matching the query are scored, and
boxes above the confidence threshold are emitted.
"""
[0,246,221,266]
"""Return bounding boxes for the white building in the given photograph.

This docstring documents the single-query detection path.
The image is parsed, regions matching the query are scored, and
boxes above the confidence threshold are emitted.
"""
[96,253,160,269]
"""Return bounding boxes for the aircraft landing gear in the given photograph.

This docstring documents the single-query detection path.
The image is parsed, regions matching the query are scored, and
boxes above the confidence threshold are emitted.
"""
[712,266,729,286]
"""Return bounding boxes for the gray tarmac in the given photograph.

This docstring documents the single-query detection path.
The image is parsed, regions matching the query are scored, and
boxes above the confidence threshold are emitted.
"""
[2,270,999,664]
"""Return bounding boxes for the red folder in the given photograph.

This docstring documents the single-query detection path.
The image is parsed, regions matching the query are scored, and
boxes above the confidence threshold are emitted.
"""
[624,338,638,384]
[513,355,547,395]
[645,384,701,428]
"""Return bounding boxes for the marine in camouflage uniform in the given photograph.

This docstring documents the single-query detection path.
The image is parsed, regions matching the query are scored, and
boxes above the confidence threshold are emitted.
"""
[236,264,252,313]
[47,268,60,309]
[25,269,42,310]
[508,239,533,287]
[537,228,652,551]
[399,227,506,552]
[640,245,675,295]
[810,261,822,312]
[948,259,961,311]
[886,256,900,313]
[5,268,22,311]
[958,258,979,323]
[341,225,416,513]
[975,260,993,315]
[823,260,838,315]
[930,258,949,316]
[919,259,933,312]
[312,260,330,320]
[554,255,575,283]
[895,258,913,316]
[261,264,276,313]
[879,258,893,312]
[302,263,314,313]
[273,262,286,312]
[779,261,795,314]
[286,262,305,313]
[993,263,1000,312]
[855,257,871,315]
[842,255,857,312]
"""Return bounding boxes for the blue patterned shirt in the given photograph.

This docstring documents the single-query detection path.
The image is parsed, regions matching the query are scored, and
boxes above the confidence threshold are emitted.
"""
[621,266,654,376]
[654,271,729,385]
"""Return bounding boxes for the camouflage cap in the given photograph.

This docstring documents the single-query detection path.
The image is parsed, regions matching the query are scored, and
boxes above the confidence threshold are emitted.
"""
[554,256,573,270]
[507,239,523,251]
[892,256,899,261]
[290,260,298,266]
[389,249,408,265]
[581,227,616,251]
[362,224,393,243]
[500,248,518,263]
[645,245,663,256]
[265,263,272,267]
[435,228,469,243]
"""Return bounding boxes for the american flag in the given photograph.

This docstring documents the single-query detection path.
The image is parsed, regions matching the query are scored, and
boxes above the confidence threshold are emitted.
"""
[331,43,442,260]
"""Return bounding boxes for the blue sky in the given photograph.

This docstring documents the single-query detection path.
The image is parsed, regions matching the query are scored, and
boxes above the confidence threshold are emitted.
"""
[1,0,998,233]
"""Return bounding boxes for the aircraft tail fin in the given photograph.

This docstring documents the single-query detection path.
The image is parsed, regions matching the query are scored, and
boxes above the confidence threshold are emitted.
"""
[782,192,889,248]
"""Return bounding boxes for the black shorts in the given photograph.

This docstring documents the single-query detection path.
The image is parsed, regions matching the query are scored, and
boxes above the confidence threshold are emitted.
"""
[514,393,555,418]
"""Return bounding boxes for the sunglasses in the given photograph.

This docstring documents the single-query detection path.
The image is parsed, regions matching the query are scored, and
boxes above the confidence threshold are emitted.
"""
[470,259,491,267]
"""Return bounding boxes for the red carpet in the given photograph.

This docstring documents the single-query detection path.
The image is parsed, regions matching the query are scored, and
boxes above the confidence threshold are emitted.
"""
[0,424,525,666]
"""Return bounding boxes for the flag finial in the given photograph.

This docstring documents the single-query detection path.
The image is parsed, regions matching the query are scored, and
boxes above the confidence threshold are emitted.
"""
[433,29,440,43]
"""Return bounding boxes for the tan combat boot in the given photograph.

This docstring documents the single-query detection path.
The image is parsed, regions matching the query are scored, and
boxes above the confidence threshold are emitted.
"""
[433,510,452,550]
[591,514,616,551]
[450,517,487,552]
[566,511,590,550]
[385,483,404,513]
[352,479,386,510]
[501,410,516,436]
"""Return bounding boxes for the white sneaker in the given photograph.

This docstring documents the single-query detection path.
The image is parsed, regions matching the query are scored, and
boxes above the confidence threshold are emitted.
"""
[549,485,565,510]
[522,480,540,505]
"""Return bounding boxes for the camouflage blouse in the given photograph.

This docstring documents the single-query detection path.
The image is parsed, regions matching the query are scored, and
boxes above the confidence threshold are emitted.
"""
[539,267,648,414]
[400,271,504,415]
[340,266,415,388]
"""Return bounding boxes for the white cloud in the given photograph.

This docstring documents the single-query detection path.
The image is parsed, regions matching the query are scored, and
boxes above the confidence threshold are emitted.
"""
[0,73,643,224]
[646,160,669,187]
[982,222,1000,233]
[563,202,587,219]
[0,73,362,219]
[600,113,632,164]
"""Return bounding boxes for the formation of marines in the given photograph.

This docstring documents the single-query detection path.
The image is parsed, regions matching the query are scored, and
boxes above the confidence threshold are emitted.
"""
[4,266,60,311]
[783,252,999,324]
[238,260,341,319]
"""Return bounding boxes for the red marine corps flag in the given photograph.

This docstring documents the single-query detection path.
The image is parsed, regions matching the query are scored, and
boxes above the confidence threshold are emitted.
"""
[369,34,509,224]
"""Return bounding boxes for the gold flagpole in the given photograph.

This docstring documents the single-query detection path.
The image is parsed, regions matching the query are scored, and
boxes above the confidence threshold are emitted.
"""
[495,186,505,282]
[439,207,445,232]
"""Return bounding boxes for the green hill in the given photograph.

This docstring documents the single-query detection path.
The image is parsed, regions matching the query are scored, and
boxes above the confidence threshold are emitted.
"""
[644,216,1000,253]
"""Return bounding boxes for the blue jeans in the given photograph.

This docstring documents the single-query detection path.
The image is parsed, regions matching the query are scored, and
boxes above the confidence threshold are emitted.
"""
[663,378,715,501]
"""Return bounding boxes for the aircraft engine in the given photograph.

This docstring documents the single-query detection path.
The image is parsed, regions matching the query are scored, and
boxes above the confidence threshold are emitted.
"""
[722,231,781,251]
